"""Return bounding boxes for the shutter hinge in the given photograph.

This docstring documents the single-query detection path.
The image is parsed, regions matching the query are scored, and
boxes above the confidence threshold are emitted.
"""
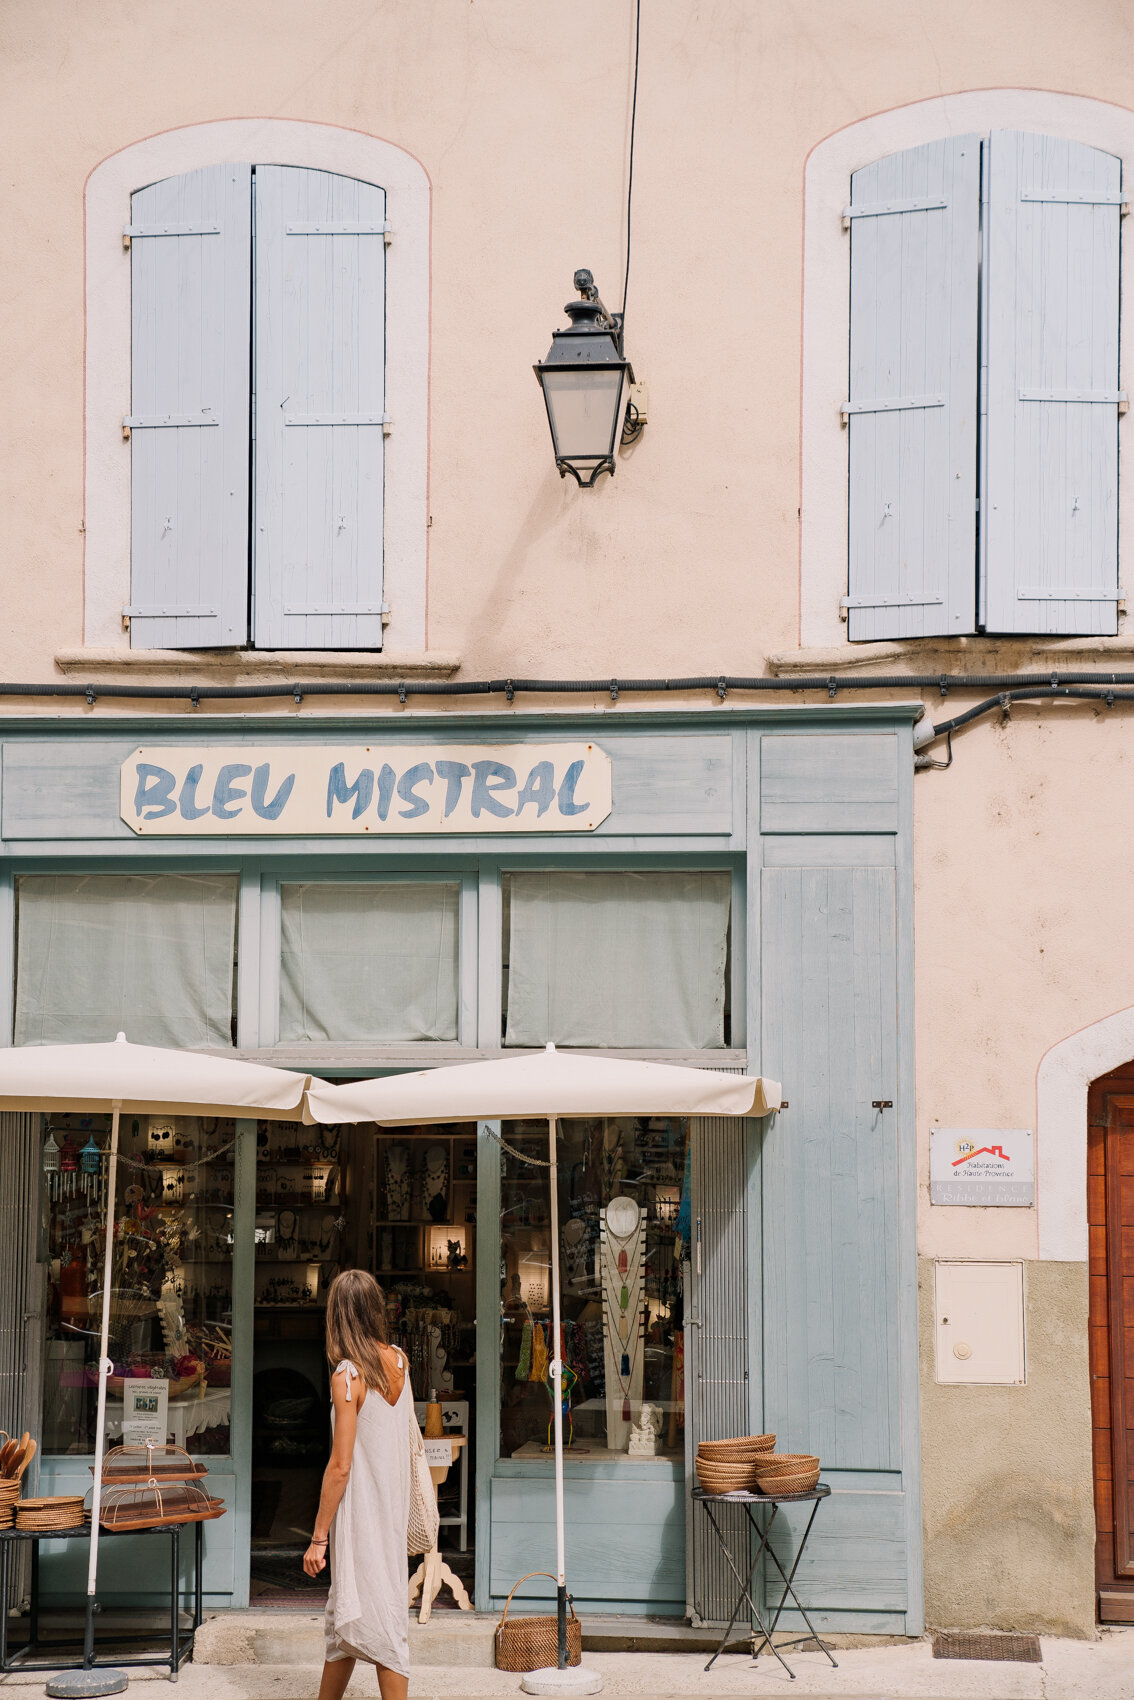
[842,195,947,229]
[841,594,945,610]
[842,394,945,422]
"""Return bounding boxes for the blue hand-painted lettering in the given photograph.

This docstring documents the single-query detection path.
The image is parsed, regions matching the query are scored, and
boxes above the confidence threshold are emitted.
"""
[514,760,556,817]
[471,760,516,818]
[134,763,176,821]
[375,764,397,821]
[326,763,374,821]
[251,764,296,821]
[178,764,210,821]
[435,760,472,818]
[557,759,590,817]
[212,763,252,821]
[397,762,434,819]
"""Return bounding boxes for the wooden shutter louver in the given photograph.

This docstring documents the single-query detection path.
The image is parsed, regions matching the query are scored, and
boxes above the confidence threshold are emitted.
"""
[127,164,252,648]
[846,137,980,641]
[252,167,388,651]
[981,131,1122,635]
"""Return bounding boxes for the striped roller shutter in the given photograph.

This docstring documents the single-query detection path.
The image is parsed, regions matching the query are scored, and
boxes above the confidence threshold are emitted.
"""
[846,137,980,641]
[127,163,252,648]
[981,132,1123,635]
[252,167,388,651]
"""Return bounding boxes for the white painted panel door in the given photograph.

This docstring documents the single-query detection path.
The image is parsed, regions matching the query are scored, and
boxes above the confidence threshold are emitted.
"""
[847,137,980,640]
[253,167,387,650]
[128,164,252,648]
[981,132,1121,635]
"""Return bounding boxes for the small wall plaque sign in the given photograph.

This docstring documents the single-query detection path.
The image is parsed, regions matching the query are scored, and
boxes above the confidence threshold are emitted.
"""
[929,1128,1034,1207]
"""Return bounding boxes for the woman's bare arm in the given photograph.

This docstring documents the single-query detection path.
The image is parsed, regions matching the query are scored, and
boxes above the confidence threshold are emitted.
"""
[303,1368,362,1576]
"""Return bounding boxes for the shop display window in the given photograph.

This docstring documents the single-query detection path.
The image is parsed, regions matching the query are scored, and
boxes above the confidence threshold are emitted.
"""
[41,1112,236,1456]
[499,1116,688,1462]
[14,873,238,1047]
[278,881,460,1043]
[502,871,731,1048]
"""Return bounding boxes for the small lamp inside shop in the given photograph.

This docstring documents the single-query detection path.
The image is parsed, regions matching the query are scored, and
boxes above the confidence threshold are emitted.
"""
[533,269,644,487]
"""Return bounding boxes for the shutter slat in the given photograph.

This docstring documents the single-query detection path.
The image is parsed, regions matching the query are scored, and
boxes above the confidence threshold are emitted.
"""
[128,164,251,649]
[847,136,980,640]
[253,167,387,651]
[982,131,1121,635]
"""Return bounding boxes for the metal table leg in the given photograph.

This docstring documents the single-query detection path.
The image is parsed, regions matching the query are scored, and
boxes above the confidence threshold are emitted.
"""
[699,1501,794,1680]
[750,1498,837,1669]
[1,1538,9,1671]
[169,1523,179,1679]
[29,1539,40,1653]
[194,1519,203,1629]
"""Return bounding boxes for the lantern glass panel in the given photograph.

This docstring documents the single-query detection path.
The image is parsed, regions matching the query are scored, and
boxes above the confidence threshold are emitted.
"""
[542,368,625,462]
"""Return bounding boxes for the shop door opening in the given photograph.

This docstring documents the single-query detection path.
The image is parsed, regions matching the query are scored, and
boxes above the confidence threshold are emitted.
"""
[249,1119,478,1606]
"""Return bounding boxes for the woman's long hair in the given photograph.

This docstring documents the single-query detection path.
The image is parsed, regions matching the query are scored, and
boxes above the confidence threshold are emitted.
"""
[325,1269,391,1398]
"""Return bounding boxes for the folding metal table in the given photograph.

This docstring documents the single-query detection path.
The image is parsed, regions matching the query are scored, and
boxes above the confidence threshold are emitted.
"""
[0,1520,204,1679]
[691,1483,838,1679]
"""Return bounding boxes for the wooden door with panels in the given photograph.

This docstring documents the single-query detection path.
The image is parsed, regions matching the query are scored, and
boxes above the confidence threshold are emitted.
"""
[1089,1075,1134,1620]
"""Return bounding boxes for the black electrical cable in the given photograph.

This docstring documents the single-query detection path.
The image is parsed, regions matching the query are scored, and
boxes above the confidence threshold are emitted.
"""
[620,0,642,328]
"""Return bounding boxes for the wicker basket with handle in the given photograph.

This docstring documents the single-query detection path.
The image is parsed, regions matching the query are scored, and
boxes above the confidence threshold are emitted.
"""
[495,1572,582,1671]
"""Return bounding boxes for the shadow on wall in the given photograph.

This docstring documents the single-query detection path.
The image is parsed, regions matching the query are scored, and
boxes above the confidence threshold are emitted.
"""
[918,1259,1094,1639]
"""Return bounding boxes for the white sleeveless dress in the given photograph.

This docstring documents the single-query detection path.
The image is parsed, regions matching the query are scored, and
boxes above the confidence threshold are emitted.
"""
[324,1355,412,1676]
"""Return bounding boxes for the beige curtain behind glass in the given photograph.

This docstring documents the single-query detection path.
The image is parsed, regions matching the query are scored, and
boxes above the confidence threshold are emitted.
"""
[505,870,730,1048]
[15,873,238,1047]
[279,882,459,1043]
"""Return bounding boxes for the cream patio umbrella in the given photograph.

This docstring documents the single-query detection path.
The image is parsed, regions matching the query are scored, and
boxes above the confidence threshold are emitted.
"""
[306,1045,781,1697]
[0,1034,317,1694]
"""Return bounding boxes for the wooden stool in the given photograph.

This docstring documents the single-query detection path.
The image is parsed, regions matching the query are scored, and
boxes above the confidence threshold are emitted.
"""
[408,1435,471,1622]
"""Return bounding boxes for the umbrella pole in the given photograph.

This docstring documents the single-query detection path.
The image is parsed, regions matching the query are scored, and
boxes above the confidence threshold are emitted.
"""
[85,1101,121,1669]
[546,1114,568,1670]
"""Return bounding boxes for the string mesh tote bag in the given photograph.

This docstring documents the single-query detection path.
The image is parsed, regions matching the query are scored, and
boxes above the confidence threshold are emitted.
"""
[407,1402,440,1555]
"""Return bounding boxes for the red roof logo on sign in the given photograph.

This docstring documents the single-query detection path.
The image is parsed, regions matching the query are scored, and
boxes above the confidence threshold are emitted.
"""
[951,1144,1010,1168]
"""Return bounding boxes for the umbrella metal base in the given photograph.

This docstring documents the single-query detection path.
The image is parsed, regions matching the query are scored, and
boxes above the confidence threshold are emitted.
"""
[519,1667,603,1696]
[46,1671,128,1698]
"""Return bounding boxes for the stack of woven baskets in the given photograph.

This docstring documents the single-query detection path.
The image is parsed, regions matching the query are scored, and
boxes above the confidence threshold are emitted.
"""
[15,1495,85,1533]
[694,1433,776,1493]
[0,1476,19,1530]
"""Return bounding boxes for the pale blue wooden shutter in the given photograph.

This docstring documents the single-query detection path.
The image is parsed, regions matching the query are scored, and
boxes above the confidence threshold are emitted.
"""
[981,132,1122,635]
[846,137,980,640]
[127,164,251,648]
[760,865,911,1628]
[252,167,387,650]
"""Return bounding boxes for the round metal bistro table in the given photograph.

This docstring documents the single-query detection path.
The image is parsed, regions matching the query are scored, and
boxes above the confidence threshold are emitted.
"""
[690,1483,837,1680]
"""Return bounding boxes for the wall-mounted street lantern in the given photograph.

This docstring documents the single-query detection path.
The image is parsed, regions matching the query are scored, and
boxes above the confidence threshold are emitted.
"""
[533,269,644,487]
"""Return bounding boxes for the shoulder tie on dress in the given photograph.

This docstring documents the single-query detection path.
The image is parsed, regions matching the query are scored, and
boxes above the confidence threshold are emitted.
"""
[334,1359,360,1401]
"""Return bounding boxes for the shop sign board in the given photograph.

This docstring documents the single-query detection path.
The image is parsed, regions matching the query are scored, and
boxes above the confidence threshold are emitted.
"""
[929,1128,1034,1206]
[120,743,612,836]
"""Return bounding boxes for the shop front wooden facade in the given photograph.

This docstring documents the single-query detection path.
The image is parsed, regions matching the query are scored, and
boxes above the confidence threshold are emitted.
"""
[0,706,922,1633]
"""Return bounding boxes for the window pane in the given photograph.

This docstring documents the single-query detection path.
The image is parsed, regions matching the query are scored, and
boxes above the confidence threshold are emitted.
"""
[279,883,460,1042]
[504,871,730,1047]
[15,873,237,1048]
[499,1117,687,1462]
[42,1112,235,1457]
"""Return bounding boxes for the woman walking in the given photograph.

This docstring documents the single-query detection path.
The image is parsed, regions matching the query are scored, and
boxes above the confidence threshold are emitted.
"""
[303,1270,411,1700]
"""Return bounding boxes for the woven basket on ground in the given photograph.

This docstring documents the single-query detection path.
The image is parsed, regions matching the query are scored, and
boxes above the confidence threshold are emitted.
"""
[495,1572,582,1671]
[696,1434,775,1460]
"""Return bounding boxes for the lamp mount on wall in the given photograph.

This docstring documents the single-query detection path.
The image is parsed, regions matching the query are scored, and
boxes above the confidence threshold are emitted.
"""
[533,269,647,488]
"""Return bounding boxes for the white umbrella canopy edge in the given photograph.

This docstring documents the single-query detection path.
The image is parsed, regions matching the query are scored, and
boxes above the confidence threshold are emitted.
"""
[0,1034,320,1675]
[305,1044,782,1125]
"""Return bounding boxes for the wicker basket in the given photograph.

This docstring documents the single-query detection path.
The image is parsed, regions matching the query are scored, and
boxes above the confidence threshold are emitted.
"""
[695,1459,760,1493]
[16,1496,85,1532]
[696,1434,775,1460]
[755,1468,821,1496]
[495,1572,582,1671]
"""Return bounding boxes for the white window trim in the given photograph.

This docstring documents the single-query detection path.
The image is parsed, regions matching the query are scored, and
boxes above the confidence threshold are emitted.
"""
[801,91,1134,652]
[84,119,430,655]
